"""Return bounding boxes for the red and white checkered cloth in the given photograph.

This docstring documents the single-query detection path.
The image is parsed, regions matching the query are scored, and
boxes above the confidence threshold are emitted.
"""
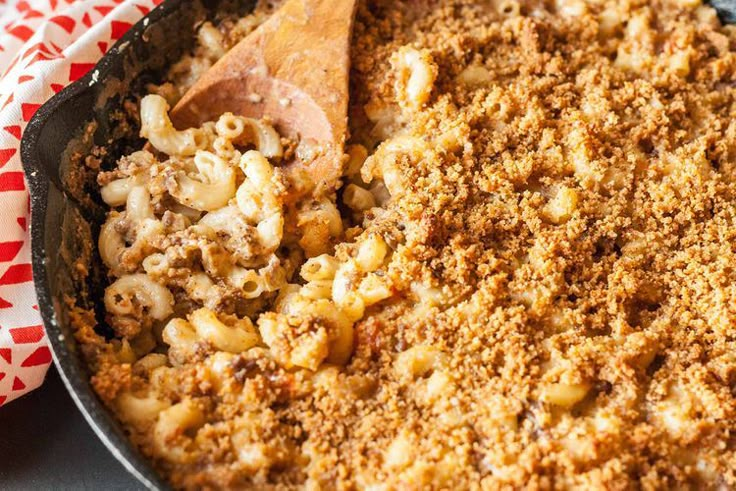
[0,0,161,406]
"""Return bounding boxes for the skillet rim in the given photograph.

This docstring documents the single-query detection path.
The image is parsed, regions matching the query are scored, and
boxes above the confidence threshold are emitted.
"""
[18,0,736,489]
[19,0,192,489]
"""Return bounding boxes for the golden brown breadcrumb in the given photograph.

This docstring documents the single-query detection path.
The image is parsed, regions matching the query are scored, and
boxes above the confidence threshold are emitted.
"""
[73,0,736,489]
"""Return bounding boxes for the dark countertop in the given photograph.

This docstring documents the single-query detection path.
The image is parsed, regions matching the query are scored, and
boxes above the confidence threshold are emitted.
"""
[0,366,143,490]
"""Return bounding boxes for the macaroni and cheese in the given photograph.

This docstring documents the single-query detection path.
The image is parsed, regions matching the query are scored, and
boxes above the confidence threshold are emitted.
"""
[72,0,736,488]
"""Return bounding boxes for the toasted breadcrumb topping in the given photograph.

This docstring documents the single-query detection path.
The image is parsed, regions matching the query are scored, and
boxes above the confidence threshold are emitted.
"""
[74,0,736,489]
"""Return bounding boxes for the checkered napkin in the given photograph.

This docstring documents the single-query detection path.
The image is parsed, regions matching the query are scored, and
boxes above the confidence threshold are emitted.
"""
[0,0,161,406]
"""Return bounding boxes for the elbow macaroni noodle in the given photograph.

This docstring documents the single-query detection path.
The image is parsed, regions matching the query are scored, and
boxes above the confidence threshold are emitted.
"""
[95,91,401,474]
[169,151,236,212]
[391,47,438,110]
[98,94,399,410]
[140,94,209,156]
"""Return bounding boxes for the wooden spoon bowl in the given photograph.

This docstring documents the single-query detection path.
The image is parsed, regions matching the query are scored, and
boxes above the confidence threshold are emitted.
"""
[171,0,357,190]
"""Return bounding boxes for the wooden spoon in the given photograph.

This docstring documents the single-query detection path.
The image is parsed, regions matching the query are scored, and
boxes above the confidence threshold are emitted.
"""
[171,0,358,190]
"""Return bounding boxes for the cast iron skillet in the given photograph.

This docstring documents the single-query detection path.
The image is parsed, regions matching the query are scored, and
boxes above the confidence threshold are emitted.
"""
[18,0,736,489]
[20,0,256,489]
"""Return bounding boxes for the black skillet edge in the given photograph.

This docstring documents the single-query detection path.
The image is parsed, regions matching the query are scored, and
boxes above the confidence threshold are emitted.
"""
[21,1,194,489]
[18,0,736,489]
